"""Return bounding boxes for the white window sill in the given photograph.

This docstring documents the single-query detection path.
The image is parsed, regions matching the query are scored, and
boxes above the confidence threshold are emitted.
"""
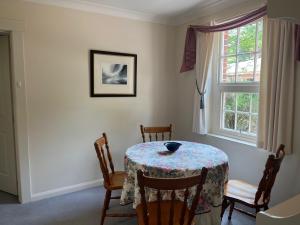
[206,133,257,148]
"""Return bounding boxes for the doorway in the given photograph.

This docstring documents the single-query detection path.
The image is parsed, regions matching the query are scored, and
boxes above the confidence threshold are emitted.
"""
[0,32,18,201]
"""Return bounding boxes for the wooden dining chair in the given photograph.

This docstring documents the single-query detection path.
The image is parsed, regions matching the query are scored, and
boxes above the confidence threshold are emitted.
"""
[136,168,208,225]
[221,144,285,220]
[94,133,135,225]
[140,124,172,142]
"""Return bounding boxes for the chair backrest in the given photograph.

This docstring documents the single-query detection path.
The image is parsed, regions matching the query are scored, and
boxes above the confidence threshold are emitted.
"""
[140,124,172,143]
[255,144,285,205]
[94,133,115,186]
[137,168,208,225]
[275,144,285,159]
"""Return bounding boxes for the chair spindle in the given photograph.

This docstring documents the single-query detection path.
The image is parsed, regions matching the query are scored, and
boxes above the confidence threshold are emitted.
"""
[140,124,172,143]
[103,133,115,174]
[179,188,189,225]
[168,190,176,225]
[157,190,162,225]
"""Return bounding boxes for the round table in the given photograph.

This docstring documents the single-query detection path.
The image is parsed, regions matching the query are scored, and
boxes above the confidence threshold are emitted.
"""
[120,141,229,225]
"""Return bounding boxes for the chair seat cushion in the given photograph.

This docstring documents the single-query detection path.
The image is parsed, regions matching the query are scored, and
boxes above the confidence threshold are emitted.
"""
[225,179,264,205]
[106,171,126,190]
[136,200,193,225]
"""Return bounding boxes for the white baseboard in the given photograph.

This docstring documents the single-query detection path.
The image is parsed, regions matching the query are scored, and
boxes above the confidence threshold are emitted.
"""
[30,179,103,202]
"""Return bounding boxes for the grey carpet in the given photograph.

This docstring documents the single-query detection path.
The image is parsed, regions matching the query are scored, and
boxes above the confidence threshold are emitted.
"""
[0,188,255,225]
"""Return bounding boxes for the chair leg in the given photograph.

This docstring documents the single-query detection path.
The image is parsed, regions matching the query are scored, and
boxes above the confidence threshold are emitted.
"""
[100,190,111,225]
[228,202,235,220]
[256,207,261,214]
[221,198,229,220]
[105,191,112,210]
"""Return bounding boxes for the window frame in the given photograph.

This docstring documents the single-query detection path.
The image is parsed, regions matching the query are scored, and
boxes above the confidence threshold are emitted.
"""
[209,20,263,143]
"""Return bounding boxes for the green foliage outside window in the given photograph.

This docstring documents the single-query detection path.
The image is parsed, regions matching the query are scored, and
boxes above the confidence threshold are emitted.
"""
[224,21,262,63]
[223,92,259,134]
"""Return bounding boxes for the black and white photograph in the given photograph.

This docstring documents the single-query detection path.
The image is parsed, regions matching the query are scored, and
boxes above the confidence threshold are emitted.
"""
[101,63,128,85]
[90,50,137,97]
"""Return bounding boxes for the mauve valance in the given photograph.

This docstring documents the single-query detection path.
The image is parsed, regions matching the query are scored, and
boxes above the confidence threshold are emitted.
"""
[180,6,267,73]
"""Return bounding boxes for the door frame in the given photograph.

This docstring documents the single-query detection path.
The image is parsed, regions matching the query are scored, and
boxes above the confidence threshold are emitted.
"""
[0,18,31,203]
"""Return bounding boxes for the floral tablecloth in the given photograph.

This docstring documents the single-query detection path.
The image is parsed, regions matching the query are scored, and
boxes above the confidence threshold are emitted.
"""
[120,141,229,225]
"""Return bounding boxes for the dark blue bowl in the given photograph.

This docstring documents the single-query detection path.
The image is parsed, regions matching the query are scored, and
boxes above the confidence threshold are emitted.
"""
[164,142,182,152]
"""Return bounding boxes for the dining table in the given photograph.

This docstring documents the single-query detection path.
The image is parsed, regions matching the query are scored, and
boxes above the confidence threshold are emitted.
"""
[120,141,229,225]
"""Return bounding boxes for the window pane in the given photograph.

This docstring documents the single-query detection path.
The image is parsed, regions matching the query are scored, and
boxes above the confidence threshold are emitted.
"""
[255,53,261,82]
[224,92,235,110]
[239,23,256,53]
[237,93,250,112]
[223,29,237,56]
[257,20,263,51]
[224,112,235,130]
[251,93,259,113]
[251,114,258,133]
[221,92,258,136]
[237,113,249,132]
[221,56,236,83]
[237,54,254,82]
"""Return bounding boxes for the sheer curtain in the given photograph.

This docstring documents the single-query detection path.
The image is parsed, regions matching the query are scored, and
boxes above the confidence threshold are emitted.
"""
[192,32,214,134]
[257,17,296,154]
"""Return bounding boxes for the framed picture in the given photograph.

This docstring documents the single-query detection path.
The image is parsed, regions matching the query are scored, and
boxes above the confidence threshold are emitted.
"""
[90,50,137,97]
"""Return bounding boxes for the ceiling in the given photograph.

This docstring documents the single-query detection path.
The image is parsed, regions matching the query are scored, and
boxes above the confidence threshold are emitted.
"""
[82,0,218,17]
[25,0,253,25]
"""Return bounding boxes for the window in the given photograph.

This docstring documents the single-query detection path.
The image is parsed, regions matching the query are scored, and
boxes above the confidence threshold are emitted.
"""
[211,19,263,142]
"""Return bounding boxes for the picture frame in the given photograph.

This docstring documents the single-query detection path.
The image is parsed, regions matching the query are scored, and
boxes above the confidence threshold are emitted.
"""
[90,50,137,97]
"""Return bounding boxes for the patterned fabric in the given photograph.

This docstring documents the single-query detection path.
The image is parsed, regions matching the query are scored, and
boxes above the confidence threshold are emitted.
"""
[120,141,229,215]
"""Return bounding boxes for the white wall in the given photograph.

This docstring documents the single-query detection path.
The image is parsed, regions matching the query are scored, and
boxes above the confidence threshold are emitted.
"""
[174,0,300,206]
[268,0,300,23]
[0,0,176,197]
